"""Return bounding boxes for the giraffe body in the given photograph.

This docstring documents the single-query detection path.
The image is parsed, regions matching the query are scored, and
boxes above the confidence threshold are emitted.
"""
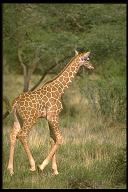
[7,51,94,175]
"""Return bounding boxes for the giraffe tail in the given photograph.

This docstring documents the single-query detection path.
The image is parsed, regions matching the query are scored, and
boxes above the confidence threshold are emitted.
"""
[12,105,19,123]
[12,104,23,128]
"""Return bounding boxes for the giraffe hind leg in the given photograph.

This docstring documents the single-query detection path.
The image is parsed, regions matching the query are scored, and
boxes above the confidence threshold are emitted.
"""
[18,121,36,172]
[7,121,21,175]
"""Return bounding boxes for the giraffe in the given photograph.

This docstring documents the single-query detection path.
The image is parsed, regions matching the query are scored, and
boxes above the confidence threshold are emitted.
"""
[7,50,94,176]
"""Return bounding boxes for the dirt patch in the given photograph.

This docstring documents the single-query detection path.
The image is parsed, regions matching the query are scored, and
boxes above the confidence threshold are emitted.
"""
[68,179,102,189]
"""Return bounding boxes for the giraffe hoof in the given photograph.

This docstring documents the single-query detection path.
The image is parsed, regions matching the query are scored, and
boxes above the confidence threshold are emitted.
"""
[51,170,59,176]
[7,167,14,176]
[37,166,47,176]
[52,172,59,176]
[30,167,36,172]
[37,165,43,173]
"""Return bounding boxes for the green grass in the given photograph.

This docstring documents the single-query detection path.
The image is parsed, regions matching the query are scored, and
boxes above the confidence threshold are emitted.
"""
[3,116,126,189]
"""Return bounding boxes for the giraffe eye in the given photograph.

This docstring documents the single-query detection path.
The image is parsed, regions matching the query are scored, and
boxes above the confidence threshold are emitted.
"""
[81,57,84,61]
[87,57,89,61]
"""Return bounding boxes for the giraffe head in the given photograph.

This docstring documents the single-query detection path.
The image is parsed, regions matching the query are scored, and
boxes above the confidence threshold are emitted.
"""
[75,50,94,70]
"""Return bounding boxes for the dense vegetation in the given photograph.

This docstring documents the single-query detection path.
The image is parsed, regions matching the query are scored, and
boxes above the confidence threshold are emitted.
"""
[3,4,126,189]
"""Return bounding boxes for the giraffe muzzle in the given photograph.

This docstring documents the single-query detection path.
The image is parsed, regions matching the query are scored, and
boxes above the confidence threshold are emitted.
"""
[88,65,94,70]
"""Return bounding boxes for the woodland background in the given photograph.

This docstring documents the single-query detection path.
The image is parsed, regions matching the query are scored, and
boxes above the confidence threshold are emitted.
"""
[3,4,126,189]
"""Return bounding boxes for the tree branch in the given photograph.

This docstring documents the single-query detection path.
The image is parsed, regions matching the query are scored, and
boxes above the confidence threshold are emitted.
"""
[30,63,58,91]
[28,56,40,78]
[3,96,12,111]
[26,53,40,91]
[18,48,29,92]
[18,49,27,77]
[3,96,12,119]
[3,111,10,119]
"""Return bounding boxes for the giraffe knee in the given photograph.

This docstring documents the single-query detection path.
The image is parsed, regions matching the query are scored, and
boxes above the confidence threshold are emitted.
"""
[18,131,28,142]
[10,122,21,144]
[10,134,16,145]
[50,135,63,145]
[13,121,21,131]
[56,136,63,145]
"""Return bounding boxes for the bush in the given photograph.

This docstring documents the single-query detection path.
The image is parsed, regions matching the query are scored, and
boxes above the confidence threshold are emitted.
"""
[106,148,126,185]
[80,76,126,123]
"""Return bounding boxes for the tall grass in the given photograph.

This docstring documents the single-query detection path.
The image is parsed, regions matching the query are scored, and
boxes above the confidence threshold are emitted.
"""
[3,117,126,189]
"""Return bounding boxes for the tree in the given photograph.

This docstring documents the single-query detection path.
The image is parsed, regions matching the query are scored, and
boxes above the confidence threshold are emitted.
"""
[3,4,126,120]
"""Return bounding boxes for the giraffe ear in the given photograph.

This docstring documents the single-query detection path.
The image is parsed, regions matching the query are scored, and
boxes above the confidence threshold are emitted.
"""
[75,50,79,55]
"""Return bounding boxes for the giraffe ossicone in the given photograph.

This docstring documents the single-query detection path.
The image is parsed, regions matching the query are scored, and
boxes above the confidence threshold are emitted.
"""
[75,49,79,55]
[7,50,94,176]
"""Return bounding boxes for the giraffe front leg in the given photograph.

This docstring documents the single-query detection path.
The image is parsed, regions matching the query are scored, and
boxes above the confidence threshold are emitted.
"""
[52,153,59,176]
[50,138,59,175]
[38,140,61,173]
[38,115,63,174]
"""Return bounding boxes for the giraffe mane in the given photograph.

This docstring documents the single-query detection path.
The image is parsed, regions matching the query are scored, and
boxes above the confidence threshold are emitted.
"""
[42,54,80,86]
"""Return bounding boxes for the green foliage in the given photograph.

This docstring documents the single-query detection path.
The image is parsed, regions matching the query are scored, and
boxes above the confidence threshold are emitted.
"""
[79,76,126,123]
[3,4,126,75]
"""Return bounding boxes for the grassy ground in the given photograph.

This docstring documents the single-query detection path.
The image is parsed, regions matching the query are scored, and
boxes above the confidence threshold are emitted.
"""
[3,74,126,189]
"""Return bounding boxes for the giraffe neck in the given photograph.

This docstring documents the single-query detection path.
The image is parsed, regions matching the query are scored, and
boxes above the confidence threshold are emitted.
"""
[48,55,81,95]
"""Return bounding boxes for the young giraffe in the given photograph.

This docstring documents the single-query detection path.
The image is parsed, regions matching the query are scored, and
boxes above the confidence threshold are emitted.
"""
[7,50,94,176]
